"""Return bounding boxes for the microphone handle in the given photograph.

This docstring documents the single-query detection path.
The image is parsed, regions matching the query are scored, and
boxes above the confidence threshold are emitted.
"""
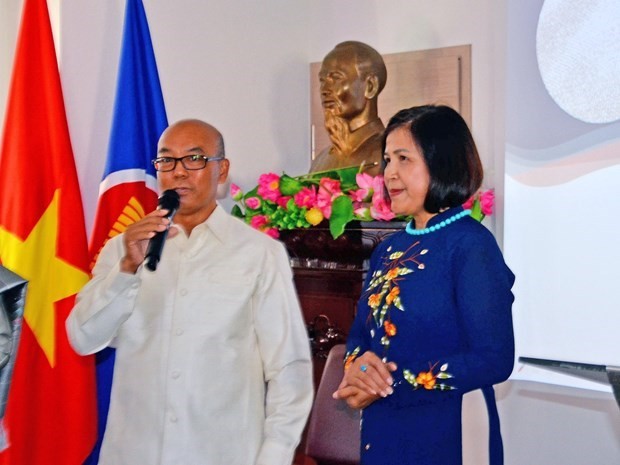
[143,189,179,272]
[144,227,171,271]
[144,208,177,271]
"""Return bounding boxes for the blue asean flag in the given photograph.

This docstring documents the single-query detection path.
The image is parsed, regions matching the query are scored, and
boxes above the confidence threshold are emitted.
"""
[85,0,167,462]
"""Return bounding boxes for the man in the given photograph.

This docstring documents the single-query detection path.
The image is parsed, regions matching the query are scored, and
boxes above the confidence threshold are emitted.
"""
[67,120,313,465]
[310,41,387,176]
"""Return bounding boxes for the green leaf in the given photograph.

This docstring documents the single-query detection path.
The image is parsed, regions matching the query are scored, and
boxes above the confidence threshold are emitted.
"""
[470,199,485,222]
[297,168,338,182]
[231,205,244,218]
[243,186,259,200]
[279,174,304,196]
[297,165,360,185]
[337,166,360,189]
[263,203,277,215]
[329,195,354,238]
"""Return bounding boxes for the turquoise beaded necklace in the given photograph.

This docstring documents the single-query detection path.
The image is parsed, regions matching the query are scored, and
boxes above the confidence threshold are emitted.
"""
[405,209,471,236]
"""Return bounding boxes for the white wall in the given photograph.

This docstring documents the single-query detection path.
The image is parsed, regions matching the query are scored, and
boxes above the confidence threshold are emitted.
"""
[0,1,20,130]
[504,0,620,386]
[1,0,507,237]
[2,1,619,464]
[57,0,315,233]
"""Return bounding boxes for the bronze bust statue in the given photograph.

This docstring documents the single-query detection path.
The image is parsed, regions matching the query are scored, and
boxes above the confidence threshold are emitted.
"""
[310,41,387,176]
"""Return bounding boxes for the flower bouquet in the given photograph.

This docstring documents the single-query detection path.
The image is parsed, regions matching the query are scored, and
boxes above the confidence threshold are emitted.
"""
[231,161,494,240]
[231,166,396,239]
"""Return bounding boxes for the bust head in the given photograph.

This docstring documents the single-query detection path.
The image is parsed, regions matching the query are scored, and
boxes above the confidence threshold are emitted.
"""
[318,41,387,126]
[310,42,387,174]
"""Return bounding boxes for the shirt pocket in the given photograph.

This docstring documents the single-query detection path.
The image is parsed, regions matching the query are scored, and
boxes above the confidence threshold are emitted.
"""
[175,273,255,330]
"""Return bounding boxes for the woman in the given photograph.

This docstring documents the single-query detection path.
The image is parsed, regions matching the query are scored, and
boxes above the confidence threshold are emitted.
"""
[333,105,515,465]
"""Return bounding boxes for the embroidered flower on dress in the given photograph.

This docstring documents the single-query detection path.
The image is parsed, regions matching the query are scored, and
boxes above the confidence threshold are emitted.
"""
[383,321,397,337]
[344,346,361,371]
[360,242,458,392]
[403,362,455,391]
[364,243,427,331]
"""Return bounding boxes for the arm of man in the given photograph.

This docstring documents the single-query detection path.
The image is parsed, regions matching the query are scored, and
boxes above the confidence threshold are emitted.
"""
[252,241,313,465]
[65,234,141,354]
[66,209,174,354]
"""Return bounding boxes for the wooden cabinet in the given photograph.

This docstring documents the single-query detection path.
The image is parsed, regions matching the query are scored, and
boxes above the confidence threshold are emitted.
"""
[281,221,405,385]
[293,267,363,335]
[292,267,364,386]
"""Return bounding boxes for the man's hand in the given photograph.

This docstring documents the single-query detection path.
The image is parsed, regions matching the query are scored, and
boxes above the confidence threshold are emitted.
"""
[332,350,397,409]
[120,209,178,274]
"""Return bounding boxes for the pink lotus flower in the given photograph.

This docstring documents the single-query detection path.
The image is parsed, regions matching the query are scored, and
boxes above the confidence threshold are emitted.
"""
[371,197,396,221]
[277,196,292,208]
[245,197,261,210]
[230,183,243,201]
[317,178,343,219]
[294,186,317,208]
[257,173,282,203]
[264,227,280,239]
[354,205,372,221]
[462,196,474,210]
[348,188,368,202]
[371,186,389,204]
[250,215,269,230]
[317,203,332,219]
[356,173,384,196]
[318,178,342,196]
[479,189,494,216]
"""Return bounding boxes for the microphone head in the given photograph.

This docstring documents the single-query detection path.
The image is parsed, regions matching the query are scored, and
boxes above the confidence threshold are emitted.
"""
[159,189,180,212]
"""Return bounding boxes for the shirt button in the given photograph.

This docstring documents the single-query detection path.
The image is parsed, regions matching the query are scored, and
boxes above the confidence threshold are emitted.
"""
[171,371,180,379]
[170,414,178,423]
[175,328,184,336]
[180,288,188,296]
[364,443,371,450]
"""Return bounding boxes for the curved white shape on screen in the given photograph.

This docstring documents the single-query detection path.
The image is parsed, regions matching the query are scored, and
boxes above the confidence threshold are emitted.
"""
[536,0,620,123]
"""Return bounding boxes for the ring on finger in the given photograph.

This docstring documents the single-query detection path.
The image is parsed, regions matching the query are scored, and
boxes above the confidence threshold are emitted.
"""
[360,364,368,372]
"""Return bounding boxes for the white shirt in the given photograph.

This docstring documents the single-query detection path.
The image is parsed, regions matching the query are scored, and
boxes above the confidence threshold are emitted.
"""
[67,205,313,465]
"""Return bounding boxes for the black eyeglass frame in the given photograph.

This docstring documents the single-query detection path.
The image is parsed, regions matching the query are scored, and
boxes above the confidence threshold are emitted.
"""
[152,155,224,172]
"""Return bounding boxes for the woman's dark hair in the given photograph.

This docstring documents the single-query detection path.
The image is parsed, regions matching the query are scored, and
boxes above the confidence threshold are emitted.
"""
[381,105,483,213]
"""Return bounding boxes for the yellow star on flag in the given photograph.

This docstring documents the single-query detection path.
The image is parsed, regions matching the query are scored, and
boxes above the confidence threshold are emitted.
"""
[0,189,89,367]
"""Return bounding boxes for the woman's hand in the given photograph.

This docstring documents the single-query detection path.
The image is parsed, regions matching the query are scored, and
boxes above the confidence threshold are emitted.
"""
[333,385,379,410]
[332,350,397,409]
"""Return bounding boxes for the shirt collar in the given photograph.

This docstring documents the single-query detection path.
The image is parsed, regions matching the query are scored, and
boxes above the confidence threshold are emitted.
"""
[346,118,385,153]
[193,204,229,244]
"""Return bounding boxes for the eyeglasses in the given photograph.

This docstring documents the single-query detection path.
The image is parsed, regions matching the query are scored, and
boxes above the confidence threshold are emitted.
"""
[152,154,224,172]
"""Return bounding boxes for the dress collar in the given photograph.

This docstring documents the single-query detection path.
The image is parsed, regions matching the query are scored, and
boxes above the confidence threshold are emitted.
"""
[405,207,469,236]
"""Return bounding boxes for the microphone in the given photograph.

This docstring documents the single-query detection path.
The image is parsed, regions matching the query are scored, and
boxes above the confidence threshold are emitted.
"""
[144,189,180,272]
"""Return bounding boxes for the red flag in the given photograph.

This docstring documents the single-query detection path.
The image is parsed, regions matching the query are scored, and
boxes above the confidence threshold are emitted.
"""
[0,0,97,463]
